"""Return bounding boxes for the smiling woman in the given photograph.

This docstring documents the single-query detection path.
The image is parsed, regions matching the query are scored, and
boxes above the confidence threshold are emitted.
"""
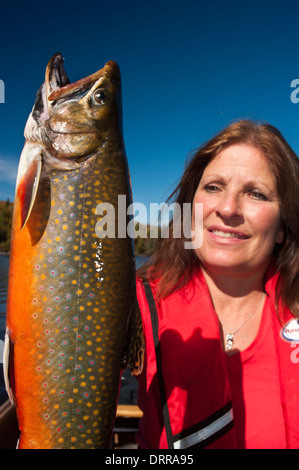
[192,144,284,279]
[136,119,299,449]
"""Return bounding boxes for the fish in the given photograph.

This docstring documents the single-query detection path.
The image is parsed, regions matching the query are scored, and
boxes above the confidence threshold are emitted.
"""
[3,53,144,449]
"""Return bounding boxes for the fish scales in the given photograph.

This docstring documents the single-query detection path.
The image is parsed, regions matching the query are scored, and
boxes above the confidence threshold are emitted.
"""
[5,54,144,449]
[26,166,133,448]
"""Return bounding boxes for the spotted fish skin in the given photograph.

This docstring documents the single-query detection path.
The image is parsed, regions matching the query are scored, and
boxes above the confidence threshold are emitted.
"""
[5,54,143,449]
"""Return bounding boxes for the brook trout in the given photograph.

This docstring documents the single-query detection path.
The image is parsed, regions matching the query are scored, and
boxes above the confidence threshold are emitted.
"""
[4,53,144,449]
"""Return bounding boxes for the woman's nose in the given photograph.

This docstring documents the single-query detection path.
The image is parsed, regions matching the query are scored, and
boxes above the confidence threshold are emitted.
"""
[215,192,242,220]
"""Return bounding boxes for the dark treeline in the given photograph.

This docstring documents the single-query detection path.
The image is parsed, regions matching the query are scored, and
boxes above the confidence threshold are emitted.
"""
[0,199,13,252]
[134,223,161,255]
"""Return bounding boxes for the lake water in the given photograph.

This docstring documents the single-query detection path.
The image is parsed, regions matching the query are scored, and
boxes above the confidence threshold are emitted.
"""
[0,254,148,406]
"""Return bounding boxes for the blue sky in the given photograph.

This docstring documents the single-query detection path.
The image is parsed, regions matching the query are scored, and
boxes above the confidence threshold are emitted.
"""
[0,0,299,224]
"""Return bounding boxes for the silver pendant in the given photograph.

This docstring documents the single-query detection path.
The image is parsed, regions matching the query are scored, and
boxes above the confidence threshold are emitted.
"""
[226,333,234,350]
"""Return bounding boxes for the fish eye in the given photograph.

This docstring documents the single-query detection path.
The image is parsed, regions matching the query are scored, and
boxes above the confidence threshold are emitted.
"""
[91,88,108,105]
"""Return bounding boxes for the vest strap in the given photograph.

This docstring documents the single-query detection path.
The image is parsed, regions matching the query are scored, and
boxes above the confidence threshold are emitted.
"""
[143,281,174,449]
[143,281,234,449]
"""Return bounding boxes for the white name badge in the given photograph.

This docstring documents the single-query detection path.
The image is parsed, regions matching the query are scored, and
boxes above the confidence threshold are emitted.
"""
[281,318,299,342]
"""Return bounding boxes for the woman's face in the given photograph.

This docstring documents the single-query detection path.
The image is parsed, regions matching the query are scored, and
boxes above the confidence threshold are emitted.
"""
[192,144,284,278]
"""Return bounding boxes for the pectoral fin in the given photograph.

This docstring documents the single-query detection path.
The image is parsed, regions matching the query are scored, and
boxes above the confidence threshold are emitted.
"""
[20,154,42,230]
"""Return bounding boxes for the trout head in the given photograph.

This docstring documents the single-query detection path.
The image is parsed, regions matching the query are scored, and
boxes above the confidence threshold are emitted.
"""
[25,53,123,163]
[17,53,124,229]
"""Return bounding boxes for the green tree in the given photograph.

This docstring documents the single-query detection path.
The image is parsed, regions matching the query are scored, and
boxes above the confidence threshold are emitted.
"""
[134,223,161,255]
[0,199,13,252]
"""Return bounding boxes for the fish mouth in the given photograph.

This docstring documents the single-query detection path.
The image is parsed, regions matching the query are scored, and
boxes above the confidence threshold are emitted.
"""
[46,52,119,103]
[45,53,71,98]
[25,53,121,151]
[43,53,120,136]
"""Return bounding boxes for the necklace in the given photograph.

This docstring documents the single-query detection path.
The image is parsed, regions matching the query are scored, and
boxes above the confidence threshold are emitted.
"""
[224,293,265,351]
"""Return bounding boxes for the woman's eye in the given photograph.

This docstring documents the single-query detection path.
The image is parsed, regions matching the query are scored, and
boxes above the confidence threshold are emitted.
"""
[249,190,268,201]
[91,88,108,105]
[204,184,220,193]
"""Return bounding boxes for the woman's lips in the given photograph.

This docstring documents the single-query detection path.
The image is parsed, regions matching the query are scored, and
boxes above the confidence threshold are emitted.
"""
[207,227,250,240]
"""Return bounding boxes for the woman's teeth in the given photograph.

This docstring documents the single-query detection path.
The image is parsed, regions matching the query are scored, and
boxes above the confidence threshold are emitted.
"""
[211,230,247,239]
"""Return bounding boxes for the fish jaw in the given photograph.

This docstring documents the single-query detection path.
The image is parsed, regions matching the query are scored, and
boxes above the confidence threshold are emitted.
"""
[47,58,120,103]
[24,53,70,144]
[45,53,70,99]
[47,59,123,158]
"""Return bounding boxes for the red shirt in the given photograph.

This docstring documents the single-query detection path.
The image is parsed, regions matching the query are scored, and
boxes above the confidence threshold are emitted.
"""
[226,294,287,448]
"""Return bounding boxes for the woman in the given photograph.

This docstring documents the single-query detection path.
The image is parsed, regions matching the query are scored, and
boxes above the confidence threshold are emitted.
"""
[135,119,299,449]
